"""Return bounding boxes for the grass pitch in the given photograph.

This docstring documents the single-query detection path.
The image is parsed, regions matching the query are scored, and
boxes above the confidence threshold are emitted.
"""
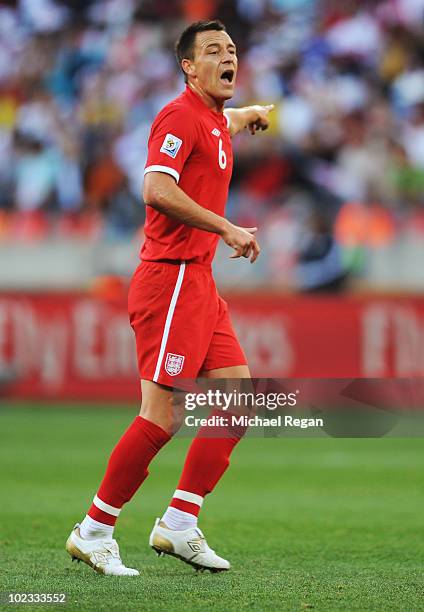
[0,404,423,611]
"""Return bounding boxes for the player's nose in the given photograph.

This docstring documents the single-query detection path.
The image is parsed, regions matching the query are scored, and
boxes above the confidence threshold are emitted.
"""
[222,50,235,64]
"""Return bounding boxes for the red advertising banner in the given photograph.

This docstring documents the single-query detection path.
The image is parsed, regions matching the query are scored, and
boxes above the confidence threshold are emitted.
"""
[1,293,424,401]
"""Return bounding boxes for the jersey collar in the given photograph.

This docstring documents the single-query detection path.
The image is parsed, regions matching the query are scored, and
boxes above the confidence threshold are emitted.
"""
[184,85,227,126]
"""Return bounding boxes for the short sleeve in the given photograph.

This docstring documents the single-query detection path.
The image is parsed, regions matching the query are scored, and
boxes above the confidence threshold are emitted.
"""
[144,106,197,184]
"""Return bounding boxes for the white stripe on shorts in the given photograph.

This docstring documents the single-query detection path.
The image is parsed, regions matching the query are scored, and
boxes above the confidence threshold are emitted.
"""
[153,262,186,382]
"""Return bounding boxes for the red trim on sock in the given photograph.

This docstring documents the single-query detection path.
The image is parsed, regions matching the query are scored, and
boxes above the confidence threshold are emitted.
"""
[87,503,117,526]
[169,497,201,517]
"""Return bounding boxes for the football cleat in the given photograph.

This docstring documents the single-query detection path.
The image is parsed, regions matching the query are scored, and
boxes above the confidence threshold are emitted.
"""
[149,518,230,572]
[65,524,139,576]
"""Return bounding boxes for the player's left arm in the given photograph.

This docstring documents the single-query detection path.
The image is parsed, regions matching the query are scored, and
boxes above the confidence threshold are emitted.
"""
[224,104,274,137]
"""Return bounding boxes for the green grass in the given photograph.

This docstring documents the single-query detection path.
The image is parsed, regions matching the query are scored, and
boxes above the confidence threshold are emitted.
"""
[0,404,424,611]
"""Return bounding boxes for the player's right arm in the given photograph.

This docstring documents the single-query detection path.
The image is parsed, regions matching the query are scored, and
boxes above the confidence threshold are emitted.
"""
[143,172,260,262]
[143,106,260,262]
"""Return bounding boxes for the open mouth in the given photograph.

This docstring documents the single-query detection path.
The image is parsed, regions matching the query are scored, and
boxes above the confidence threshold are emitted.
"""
[220,69,234,84]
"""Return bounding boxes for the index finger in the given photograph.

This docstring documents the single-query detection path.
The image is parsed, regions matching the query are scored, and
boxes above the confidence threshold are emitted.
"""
[250,239,261,263]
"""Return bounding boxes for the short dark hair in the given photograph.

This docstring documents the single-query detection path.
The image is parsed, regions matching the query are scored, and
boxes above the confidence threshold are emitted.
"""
[175,20,226,82]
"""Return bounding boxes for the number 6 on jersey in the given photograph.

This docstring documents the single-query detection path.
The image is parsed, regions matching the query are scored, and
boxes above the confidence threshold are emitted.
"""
[218,138,227,169]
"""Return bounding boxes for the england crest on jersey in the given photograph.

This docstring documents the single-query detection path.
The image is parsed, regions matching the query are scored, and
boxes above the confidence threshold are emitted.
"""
[165,352,185,376]
[160,133,182,158]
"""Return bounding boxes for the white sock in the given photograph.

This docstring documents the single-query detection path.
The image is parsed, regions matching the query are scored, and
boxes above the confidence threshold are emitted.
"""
[79,515,114,540]
[162,506,197,531]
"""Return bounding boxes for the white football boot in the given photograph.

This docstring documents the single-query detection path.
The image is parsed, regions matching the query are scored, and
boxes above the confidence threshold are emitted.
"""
[66,524,139,576]
[149,518,230,572]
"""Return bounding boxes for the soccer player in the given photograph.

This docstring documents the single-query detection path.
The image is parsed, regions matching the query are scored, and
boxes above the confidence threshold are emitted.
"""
[66,19,273,575]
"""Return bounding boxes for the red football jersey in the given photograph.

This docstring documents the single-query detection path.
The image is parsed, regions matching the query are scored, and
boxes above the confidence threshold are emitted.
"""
[142,86,233,265]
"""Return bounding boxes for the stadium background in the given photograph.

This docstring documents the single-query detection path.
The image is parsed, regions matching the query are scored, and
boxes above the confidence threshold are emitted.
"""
[1,1,424,610]
[2,0,424,398]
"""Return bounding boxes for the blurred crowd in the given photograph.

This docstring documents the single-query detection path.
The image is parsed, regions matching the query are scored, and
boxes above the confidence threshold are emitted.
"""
[1,0,424,289]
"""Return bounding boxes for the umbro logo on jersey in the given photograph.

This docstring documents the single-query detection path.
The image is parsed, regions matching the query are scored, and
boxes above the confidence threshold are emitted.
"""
[160,133,182,158]
[211,128,221,137]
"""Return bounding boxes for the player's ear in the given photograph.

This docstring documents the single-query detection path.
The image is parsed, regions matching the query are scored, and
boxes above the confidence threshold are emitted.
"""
[181,58,196,80]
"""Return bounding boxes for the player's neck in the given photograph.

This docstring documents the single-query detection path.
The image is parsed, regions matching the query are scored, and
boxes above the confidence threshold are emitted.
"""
[187,82,225,114]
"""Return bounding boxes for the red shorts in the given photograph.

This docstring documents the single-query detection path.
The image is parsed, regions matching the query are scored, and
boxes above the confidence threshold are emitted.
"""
[128,260,247,386]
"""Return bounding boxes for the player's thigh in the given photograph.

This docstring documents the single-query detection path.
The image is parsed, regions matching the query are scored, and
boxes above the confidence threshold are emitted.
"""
[130,262,217,386]
[129,262,182,383]
[140,380,183,436]
[202,364,251,378]
[200,297,248,376]
[200,299,254,415]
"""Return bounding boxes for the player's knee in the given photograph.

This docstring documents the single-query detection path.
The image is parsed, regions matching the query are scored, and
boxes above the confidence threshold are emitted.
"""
[140,380,184,436]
